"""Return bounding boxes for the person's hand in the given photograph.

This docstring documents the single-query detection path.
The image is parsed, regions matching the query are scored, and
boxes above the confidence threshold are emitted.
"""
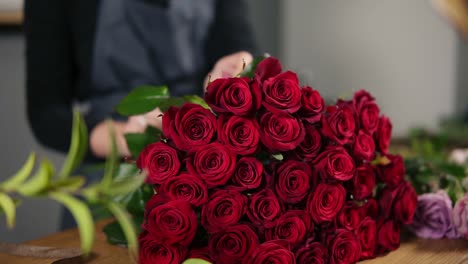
[124,107,163,134]
[204,51,253,90]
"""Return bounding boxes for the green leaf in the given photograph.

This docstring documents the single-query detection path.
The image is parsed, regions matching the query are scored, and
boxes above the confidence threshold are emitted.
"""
[1,152,36,191]
[0,193,16,228]
[126,185,154,216]
[107,202,138,257]
[124,131,159,158]
[81,185,100,203]
[105,172,146,196]
[158,97,186,112]
[272,153,283,161]
[100,121,119,191]
[17,159,54,196]
[116,85,170,116]
[239,54,270,78]
[182,259,212,264]
[183,95,210,110]
[102,220,127,246]
[49,191,94,254]
[52,176,86,192]
[59,111,88,180]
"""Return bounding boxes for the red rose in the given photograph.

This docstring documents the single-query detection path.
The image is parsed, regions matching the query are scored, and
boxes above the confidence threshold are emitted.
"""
[259,111,305,152]
[138,231,187,264]
[374,115,392,154]
[160,172,208,207]
[328,230,362,264]
[187,247,212,263]
[274,160,311,203]
[356,217,377,259]
[247,189,283,228]
[295,242,328,264]
[353,90,380,135]
[351,164,376,200]
[314,146,355,182]
[321,104,356,145]
[365,198,379,219]
[143,197,197,246]
[337,202,362,231]
[137,142,181,184]
[209,224,259,264]
[379,181,417,224]
[299,86,325,123]
[376,219,400,254]
[255,57,282,83]
[205,77,261,116]
[201,189,247,233]
[377,154,405,188]
[265,210,313,248]
[262,71,302,114]
[162,103,216,151]
[289,125,322,161]
[246,240,296,264]
[187,142,237,187]
[353,130,375,161]
[218,115,260,155]
[307,183,346,224]
[232,157,264,190]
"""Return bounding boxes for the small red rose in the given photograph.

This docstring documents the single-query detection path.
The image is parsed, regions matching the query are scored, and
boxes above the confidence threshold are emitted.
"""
[137,142,181,184]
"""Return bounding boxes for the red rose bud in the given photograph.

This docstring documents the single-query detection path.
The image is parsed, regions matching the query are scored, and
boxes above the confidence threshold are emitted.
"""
[356,217,377,259]
[187,247,212,263]
[160,172,208,207]
[137,142,181,184]
[376,219,400,255]
[209,224,259,264]
[259,111,305,152]
[247,189,283,228]
[232,157,264,190]
[353,130,376,161]
[299,86,325,123]
[379,181,417,225]
[295,242,328,264]
[255,57,282,83]
[187,142,237,187]
[374,115,392,154]
[274,160,311,203]
[201,189,247,233]
[265,210,313,248]
[205,77,261,116]
[314,146,355,182]
[337,202,362,231]
[246,240,296,264]
[307,183,346,224]
[262,71,302,114]
[218,115,260,155]
[351,164,376,200]
[353,90,380,135]
[321,104,356,145]
[377,154,405,188]
[143,199,197,246]
[289,125,322,161]
[365,198,379,219]
[328,229,362,264]
[162,103,216,151]
[138,231,187,264]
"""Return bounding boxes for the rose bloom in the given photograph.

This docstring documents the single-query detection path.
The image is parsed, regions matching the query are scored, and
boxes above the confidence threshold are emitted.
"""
[289,125,322,161]
[408,191,460,239]
[218,114,260,155]
[265,210,313,248]
[262,71,302,114]
[209,224,259,264]
[137,142,181,184]
[374,115,392,154]
[295,242,328,264]
[232,157,264,190]
[356,217,377,259]
[376,219,400,255]
[337,202,362,231]
[160,172,208,207]
[307,183,346,223]
[259,111,305,152]
[328,229,362,264]
[353,90,380,135]
[187,247,212,263]
[247,189,283,228]
[246,240,295,264]
[377,154,405,188]
[314,145,356,182]
[321,103,356,145]
[299,86,325,123]
[379,181,417,224]
[139,231,187,264]
[351,164,376,200]
[255,56,282,83]
[365,198,379,219]
[162,103,217,151]
[353,130,375,162]
[205,76,261,116]
[274,160,311,203]
[201,189,247,233]
[453,194,468,239]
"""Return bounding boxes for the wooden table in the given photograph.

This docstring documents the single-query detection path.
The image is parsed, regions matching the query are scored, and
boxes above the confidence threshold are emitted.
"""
[1,222,468,264]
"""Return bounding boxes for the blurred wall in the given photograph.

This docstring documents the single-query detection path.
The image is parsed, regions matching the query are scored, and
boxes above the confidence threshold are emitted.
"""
[457,38,468,115]
[281,0,457,136]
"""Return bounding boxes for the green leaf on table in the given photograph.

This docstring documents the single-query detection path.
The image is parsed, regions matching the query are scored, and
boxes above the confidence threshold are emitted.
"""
[183,95,210,109]
[59,111,88,180]
[116,85,170,115]
[17,159,54,196]
[105,172,146,196]
[239,54,270,78]
[183,259,212,264]
[49,191,94,254]
[100,121,119,191]
[0,193,16,228]
[107,202,138,257]
[0,152,36,191]
[124,130,160,158]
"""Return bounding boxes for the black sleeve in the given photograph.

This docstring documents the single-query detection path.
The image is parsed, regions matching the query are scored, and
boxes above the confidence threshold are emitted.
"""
[204,0,259,70]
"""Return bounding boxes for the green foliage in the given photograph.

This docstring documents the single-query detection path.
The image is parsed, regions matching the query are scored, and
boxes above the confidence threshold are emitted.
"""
[59,111,88,180]
[0,193,16,228]
[239,54,270,78]
[124,126,161,158]
[182,259,212,264]
[0,152,36,191]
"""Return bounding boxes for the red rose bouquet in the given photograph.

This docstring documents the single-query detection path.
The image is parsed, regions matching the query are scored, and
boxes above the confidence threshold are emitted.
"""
[134,57,417,264]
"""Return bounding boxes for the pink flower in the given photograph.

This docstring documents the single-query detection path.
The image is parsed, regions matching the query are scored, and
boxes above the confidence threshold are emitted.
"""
[453,194,468,239]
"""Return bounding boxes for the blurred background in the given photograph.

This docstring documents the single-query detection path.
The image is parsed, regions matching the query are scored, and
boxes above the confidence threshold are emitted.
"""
[0,0,466,242]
